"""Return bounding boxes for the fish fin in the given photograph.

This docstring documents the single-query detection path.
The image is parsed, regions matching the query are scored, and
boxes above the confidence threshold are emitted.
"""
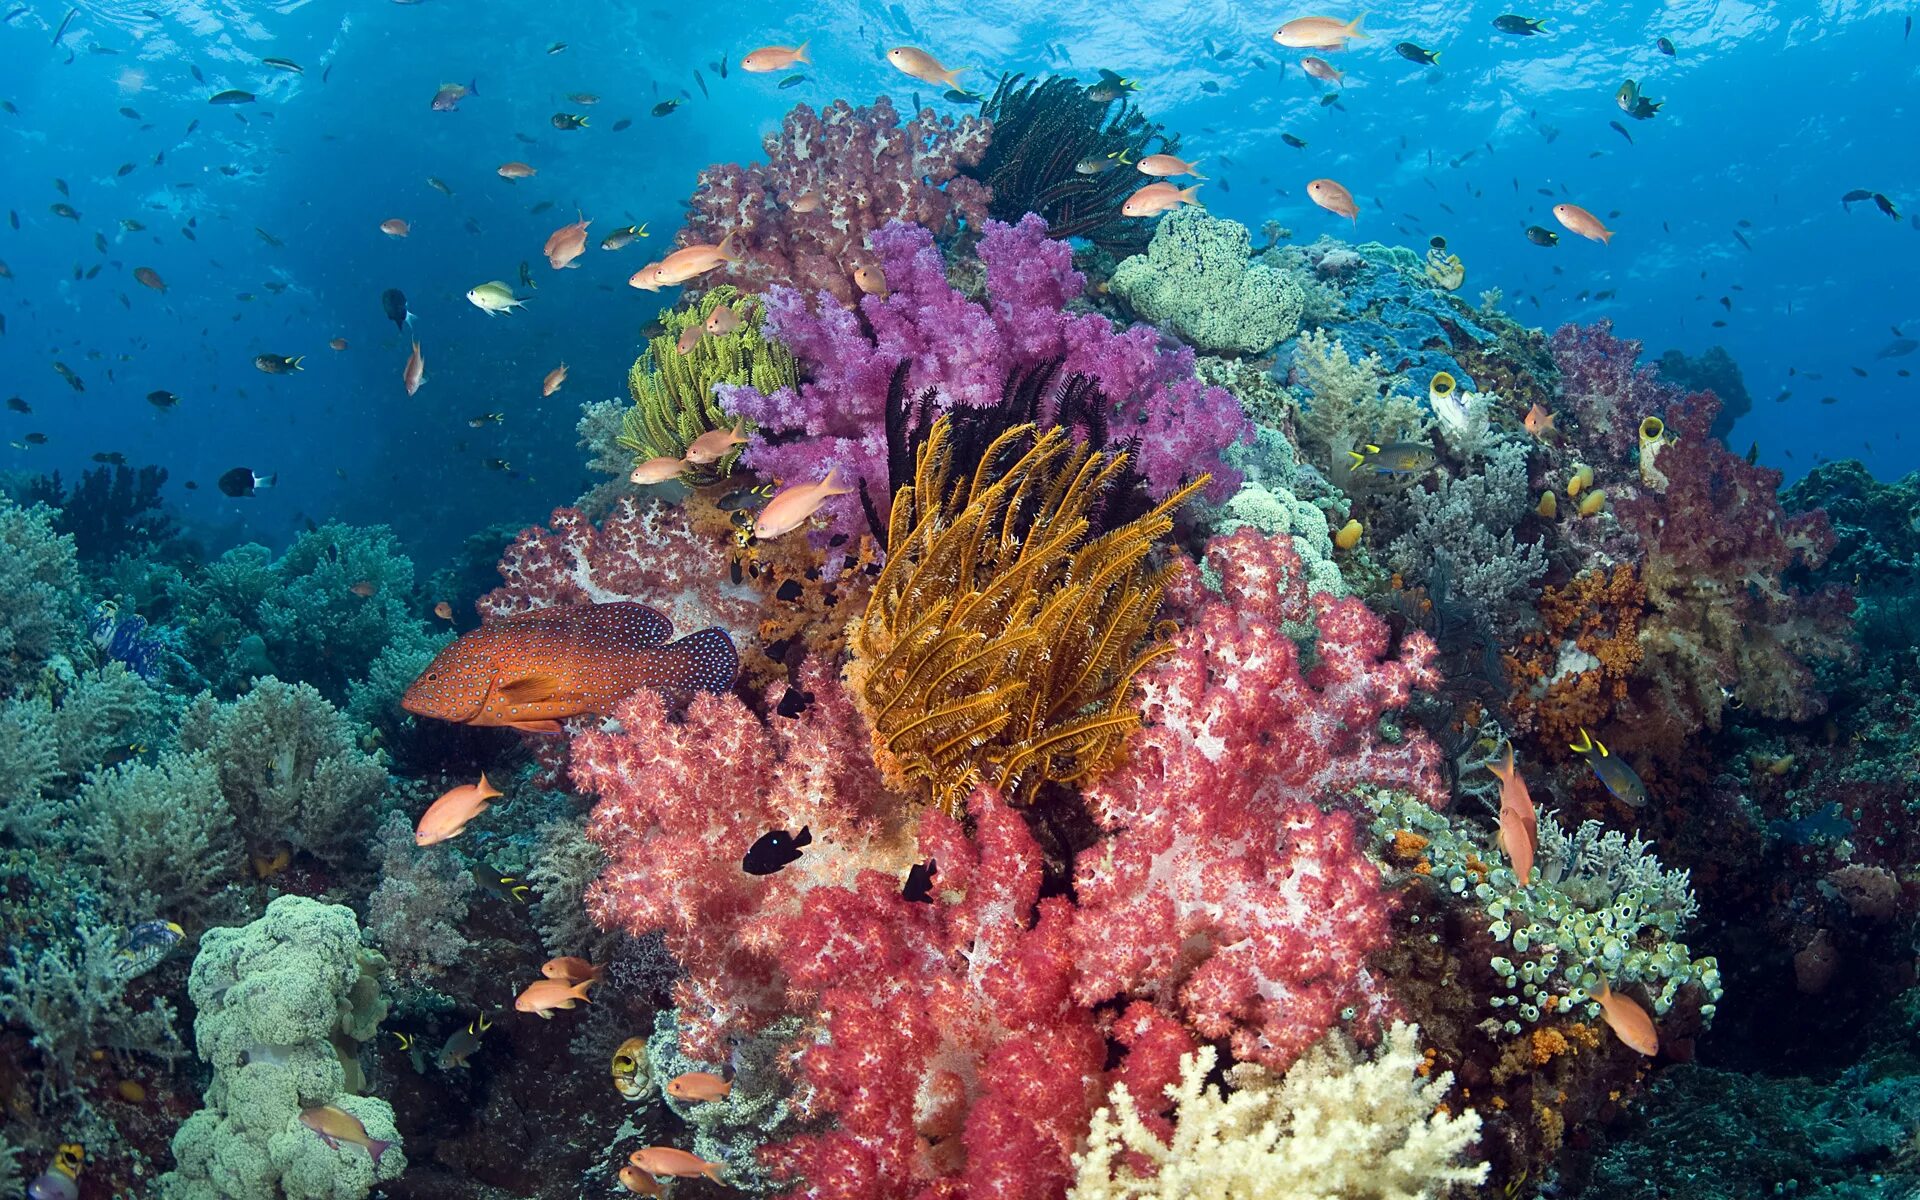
[476,771,502,801]
[367,1136,393,1167]
[794,826,813,848]
[794,39,810,65]
[1347,450,1366,467]
[717,229,740,262]
[664,627,740,693]
[820,466,854,496]
[704,1165,726,1183]
[1569,726,1593,753]
[1189,159,1207,180]
[1347,12,1369,38]
[496,672,566,703]
[468,76,478,96]
[1180,184,1204,207]
[506,720,565,734]
[1488,743,1516,782]
[290,356,304,370]
[1595,738,1611,758]
[943,67,970,90]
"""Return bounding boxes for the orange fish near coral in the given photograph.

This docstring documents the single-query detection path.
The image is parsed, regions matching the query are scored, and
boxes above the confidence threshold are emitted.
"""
[1121,182,1203,217]
[852,264,888,297]
[1307,178,1359,221]
[514,976,594,1018]
[742,41,811,73]
[753,468,854,539]
[540,956,601,984]
[631,233,739,290]
[665,1072,731,1102]
[1136,153,1206,179]
[1487,745,1538,885]
[401,601,738,733]
[617,1167,665,1196]
[684,416,749,465]
[1593,981,1659,1055]
[434,601,454,621]
[629,455,686,484]
[299,1106,394,1165]
[545,214,592,268]
[885,46,966,89]
[1523,403,1556,438]
[415,773,501,846]
[629,1147,725,1182]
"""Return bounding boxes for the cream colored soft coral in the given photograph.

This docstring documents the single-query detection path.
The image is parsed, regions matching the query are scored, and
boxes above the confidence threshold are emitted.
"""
[1070,1022,1488,1200]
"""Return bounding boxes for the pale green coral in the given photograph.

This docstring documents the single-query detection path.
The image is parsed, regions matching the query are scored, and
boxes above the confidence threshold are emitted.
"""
[177,678,389,865]
[1291,329,1430,476]
[0,496,87,691]
[646,1008,798,1194]
[160,895,401,1200]
[1369,790,1722,1035]
[1071,1022,1487,1200]
[1110,209,1305,354]
[71,753,242,922]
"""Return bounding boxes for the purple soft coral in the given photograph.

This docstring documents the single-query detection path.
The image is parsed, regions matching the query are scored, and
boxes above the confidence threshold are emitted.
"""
[721,214,1251,548]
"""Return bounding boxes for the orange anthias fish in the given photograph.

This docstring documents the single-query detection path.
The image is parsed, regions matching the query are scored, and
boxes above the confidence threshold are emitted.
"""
[542,362,568,396]
[400,601,738,733]
[1308,178,1359,221]
[415,773,502,846]
[1135,153,1206,179]
[885,46,966,89]
[1524,403,1557,438]
[754,468,854,539]
[742,41,811,73]
[497,161,536,180]
[540,955,601,984]
[618,1167,665,1196]
[514,976,594,1018]
[1121,182,1202,218]
[1593,981,1659,1055]
[380,218,410,238]
[629,455,686,485]
[630,232,739,290]
[1487,744,1538,885]
[665,1071,731,1102]
[683,416,749,465]
[1300,55,1345,85]
[545,215,592,268]
[404,339,425,396]
[1553,202,1614,244]
[299,1105,394,1165]
[629,1146,725,1182]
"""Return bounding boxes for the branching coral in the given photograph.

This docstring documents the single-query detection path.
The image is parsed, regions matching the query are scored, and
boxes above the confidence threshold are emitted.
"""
[1290,329,1428,474]
[615,285,796,477]
[677,95,990,305]
[846,418,1203,814]
[70,753,241,922]
[964,73,1176,256]
[1070,1024,1488,1200]
[0,496,87,692]
[176,677,388,866]
[27,462,177,565]
[721,215,1249,544]
[1071,528,1445,1070]
[1387,438,1547,629]
[574,664,899,1058]
[365,810,473,991]
[764,787,1108,1200]
[1109,208,1305,354]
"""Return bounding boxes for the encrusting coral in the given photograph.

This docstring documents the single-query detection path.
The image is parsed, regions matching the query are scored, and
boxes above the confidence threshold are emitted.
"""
[846,417,1205,814]
[1069,1023,1489,1200]
[615,284,796,477]
[1110,208,1306,355]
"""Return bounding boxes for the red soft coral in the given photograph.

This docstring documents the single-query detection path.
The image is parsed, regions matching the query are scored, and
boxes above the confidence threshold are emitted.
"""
[679,96,991,307]
[1071,529,1444,1071]
[573,666,904,1058]
[763,789,1107,1200]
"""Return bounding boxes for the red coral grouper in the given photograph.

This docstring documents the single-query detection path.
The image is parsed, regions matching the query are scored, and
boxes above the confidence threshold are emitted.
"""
[402,601,737,733]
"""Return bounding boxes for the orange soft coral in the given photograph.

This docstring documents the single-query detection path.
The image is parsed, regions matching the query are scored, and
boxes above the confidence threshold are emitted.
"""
[1506,565,1646,755]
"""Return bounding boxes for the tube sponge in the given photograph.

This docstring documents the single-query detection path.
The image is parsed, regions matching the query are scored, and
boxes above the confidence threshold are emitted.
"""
[1110,208,1305,354]
[159,895,401,1200]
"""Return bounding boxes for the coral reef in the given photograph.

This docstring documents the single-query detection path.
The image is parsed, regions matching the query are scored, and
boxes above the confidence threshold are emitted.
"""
[159,895,401,1200]
[0,496,88,692]
[615,284,797,476]
[964,74,1177,255]
[26,462,177,565]
[1072,529,1445,1068]
[846,418,1203,813]
[365,810,473,993]
[722,215,1249,544]
[1070,1024,1488,1199]
[70,753,241,921]
[1387,437,1547,627]
[176,678,388,866]
[1655,344,1751,440]
[677,96,990,306]
[1109,208,1305,354]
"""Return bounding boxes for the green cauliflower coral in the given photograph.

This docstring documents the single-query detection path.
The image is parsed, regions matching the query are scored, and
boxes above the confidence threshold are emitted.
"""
[1110,208,1305,355]
[160,895,400,1200]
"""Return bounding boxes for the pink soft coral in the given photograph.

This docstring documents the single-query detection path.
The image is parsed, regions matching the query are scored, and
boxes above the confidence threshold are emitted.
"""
[1070,529,1445,1070]
[763,788,1107,1200]
[479,497,759,643]
[678,96,990,306]
[572,667,902,1058]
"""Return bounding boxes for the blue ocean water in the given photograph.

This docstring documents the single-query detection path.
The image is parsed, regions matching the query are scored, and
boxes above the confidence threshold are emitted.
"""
[3,1,1914,566]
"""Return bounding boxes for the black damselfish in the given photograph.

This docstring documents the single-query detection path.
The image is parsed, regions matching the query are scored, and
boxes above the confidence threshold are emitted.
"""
[742,826,811,876]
